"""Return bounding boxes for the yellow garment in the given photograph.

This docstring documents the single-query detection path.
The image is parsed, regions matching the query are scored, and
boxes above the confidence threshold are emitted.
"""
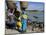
[17,21,22,27]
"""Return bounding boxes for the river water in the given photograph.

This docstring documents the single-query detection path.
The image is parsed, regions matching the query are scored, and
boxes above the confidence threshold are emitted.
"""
[26,10,44,22]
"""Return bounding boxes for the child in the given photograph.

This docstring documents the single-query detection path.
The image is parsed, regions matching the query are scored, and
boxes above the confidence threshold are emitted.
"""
[16,19,22,30]
[21,12,28,32]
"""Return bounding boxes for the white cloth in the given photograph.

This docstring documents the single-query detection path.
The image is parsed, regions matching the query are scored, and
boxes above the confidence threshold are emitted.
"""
[7,9,14,16]
[18,16,21,21]
[8,13,13,16]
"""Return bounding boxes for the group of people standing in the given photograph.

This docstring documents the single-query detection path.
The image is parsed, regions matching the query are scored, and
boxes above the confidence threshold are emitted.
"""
[6,1,31,33]
[6,8,30,33]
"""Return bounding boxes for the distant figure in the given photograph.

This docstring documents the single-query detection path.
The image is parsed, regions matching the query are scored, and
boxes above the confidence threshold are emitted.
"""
[27,19,31,26]
[27,19,32,32]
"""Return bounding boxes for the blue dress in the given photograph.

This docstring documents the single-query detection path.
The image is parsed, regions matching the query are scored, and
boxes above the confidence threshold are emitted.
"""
[22,19,27,31]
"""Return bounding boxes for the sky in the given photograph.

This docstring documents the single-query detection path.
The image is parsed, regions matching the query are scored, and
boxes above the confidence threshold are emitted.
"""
[16,2,44,11]
[27,2,44,10]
